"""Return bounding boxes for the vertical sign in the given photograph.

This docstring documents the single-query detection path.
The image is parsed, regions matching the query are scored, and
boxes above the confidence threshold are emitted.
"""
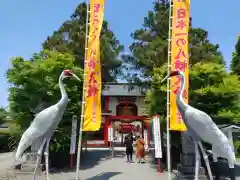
[108,125,113,141]
[143,129,149,150]
[70,115,78,154]
[170,0,190,131]
[83,0,104,131]
[153,115,162,158]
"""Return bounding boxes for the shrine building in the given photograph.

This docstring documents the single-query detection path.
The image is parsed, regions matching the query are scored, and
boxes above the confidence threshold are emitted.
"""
[86,83,151,147]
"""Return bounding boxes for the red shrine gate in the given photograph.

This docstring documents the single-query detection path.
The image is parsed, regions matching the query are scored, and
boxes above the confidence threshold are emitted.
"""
[86,85,151,147]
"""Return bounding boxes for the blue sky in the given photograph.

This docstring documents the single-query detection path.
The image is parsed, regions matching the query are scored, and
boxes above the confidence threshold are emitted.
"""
[0,0,239,107]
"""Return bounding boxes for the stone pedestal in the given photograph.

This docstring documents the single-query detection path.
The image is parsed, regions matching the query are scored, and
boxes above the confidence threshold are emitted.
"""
[177,133,208,179]
[176,153,208,180]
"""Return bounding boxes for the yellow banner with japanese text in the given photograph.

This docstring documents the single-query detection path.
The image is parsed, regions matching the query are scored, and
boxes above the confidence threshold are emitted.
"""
[170,0,190,131]
[83,0,104,131]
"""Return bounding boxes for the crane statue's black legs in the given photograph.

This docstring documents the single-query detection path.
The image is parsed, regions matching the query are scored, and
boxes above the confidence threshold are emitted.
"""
[44,138,51,180]
[228,160,235,180]
[32,138,47,180]
[212,154,220,180]
[229,168,235,180]
[198,142,213,180]
[194,141,200,180]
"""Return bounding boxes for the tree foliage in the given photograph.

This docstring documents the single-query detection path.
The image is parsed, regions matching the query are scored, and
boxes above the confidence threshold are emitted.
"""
[42,2,124,82]
[123,1,240,126]
[0,107,7,125]
[124,1,224,81]
[231,36,240,76]
[6,50,83,151]
[146,63,240,125]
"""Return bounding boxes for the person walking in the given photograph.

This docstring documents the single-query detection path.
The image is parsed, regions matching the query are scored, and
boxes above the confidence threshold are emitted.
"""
[124,133,135,163]
[136,136,146,163]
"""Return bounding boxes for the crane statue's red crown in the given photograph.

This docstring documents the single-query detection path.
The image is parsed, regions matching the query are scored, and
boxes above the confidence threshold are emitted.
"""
[63,70,73,76]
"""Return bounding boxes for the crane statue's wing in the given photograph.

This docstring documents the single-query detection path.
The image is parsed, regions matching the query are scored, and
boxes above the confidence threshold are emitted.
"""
[27,105,59,139]
[184,107,220,144]
[15,105,60,160]
[185,107,235,160]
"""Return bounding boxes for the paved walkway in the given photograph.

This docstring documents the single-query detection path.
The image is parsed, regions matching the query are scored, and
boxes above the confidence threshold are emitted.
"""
[0,151,168,180]
[53,155,167,180]
[2,151,240,180]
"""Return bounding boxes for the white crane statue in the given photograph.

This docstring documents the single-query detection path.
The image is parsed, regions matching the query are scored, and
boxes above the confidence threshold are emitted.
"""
[161,70,236,180]
[14,69,81,180]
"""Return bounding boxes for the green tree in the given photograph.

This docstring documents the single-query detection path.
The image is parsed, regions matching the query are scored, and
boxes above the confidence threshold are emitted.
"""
[124,1,224,81]
[146,63,240,168]
[146,62,240,171]
[6,50,83,152]
[42,2,124,82]
[147,63,240,124]
[0,107,7,125]
[129,2,238,175]
[231,36,240,76]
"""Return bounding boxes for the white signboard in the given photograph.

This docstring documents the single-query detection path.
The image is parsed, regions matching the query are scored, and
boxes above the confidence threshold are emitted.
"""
[108,126,113,141]
[153,115,162,158]
[70,115,78,154]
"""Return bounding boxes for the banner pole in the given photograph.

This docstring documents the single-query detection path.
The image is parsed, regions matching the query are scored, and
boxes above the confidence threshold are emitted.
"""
[166,0,173,180]
[75,1,90,180]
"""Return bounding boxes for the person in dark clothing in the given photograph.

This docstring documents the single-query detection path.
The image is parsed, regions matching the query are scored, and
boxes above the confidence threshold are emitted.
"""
[124,133,135,163]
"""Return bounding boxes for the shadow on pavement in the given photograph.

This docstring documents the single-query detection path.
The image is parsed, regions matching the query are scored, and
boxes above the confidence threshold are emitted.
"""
[51,150,126,174]
[84,172,122,180]
[80,150,125,170]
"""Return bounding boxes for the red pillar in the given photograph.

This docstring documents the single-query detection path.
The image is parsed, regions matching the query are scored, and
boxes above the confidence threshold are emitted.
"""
[104,97,110,146]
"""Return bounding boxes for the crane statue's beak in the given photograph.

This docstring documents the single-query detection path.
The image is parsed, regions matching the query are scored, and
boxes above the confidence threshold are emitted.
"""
[161,75,169,83]
[161,71,179,83]
[72,74,81,82]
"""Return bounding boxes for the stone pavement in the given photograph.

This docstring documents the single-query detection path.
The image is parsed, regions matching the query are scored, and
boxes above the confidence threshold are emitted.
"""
[1,150,240,180]
[0,150,169,180]
[0,152,14,170]
[52,154,168,180]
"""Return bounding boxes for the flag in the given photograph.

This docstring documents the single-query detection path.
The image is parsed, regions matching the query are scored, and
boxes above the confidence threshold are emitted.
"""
[83,0,104,131]
[170,0,190,131]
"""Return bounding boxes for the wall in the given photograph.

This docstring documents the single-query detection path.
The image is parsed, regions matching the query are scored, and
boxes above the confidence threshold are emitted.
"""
[102,84,147,96]
[108,96,147,116]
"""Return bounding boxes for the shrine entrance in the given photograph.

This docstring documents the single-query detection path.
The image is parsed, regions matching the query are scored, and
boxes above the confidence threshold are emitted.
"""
[86,85,150,147]
[109,102,144,146]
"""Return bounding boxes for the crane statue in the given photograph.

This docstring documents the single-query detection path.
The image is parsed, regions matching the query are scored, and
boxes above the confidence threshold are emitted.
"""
[161,70,236,180]
[15,69,81,180]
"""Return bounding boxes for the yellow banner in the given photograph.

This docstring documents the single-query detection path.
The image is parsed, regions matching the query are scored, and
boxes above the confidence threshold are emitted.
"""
[83,0,104,131]
[170,0,190,131]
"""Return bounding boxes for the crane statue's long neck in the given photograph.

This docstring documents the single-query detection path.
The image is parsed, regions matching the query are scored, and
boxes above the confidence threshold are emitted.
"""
[58,75,68,107]
[176,73,188,112]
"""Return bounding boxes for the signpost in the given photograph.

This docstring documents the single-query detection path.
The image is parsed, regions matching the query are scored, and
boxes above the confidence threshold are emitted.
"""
[152,115,162,172]
[143,129,149,150]
[108,125,114,157]
[70,115,77,168]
